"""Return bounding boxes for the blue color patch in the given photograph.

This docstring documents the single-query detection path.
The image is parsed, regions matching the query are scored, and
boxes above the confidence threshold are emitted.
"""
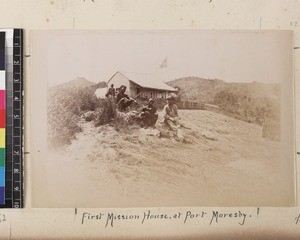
[0,186,4,204]
[0,167,4,186]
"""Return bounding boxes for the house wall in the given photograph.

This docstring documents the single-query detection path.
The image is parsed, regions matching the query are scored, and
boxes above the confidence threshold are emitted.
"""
[129,81,171,99]
[129,81,141,98]
[136,88,170,99]
[108,72,130,95]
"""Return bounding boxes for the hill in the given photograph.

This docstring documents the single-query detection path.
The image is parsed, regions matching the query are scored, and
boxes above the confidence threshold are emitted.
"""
[36,109,293,207]
[51,77,96,91]
[168,77,226,102]
[167,77,280,103]
[167,77,281,140]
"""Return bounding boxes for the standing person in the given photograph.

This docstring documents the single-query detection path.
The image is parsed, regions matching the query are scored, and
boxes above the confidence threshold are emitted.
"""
[105,84,116,98]
[116,85,135,111]
[105,84,116,116]
[163,94,184,141]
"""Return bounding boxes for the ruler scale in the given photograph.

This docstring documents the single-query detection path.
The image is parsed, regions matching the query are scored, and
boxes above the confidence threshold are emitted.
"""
[0,29,23,208]
[12,29,23,208]
[0,32,5,205]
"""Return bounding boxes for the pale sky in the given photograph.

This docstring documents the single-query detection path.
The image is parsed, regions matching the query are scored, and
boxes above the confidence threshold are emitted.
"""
[43,30,292,86]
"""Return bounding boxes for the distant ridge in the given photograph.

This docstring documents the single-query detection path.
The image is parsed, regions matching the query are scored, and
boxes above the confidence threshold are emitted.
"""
[167,77,226,103]
[167,77,280,103]
[51,77,96,91]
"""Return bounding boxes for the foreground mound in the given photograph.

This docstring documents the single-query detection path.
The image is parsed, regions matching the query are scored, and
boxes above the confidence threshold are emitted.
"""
[34,109,294,208]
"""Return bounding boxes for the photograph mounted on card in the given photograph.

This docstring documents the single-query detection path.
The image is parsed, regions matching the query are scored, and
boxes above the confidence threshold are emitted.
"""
[30,30,295,207]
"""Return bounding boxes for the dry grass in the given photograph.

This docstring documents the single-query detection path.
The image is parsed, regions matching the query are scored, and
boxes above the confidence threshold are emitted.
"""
[48,85,143,148]
[38,109,292,207]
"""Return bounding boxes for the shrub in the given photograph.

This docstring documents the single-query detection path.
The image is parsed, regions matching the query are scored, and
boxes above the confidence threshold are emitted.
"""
[47,85,100,148]
[213,90,280,126]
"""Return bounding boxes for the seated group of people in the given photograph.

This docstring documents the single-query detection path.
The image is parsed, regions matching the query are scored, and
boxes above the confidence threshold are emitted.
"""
[105,84,180,130]
[106,84,135,112]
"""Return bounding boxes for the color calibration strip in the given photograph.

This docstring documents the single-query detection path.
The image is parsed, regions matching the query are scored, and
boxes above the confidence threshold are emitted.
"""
[0,29,23,208]
[0,31,6,204]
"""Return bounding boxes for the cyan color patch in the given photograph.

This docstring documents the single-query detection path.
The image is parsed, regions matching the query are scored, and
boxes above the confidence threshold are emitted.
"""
[0,167,4,186]
[0,167,5,187]
[0,165,3,206]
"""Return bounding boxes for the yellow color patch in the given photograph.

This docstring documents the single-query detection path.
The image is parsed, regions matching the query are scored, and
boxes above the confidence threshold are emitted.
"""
[0,129,5,148]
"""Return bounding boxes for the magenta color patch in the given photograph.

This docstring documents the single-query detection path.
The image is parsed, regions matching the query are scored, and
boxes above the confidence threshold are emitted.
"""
[0,90,5,109]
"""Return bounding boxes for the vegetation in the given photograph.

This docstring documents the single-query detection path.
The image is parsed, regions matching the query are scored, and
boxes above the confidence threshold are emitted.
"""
[168,77,281,141]
[48,84,101,148]
[213,90,280,125]
[48,80,141,148]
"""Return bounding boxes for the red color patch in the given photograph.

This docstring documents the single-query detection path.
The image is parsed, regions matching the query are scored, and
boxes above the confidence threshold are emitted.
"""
[0,90,5,109]
[0,110,4,128]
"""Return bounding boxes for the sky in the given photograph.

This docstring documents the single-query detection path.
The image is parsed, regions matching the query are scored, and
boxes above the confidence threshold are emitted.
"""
[43,30,292,86]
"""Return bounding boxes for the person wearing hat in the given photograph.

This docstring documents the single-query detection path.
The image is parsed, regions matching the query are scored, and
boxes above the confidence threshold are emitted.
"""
[116,85,135,111]
[163,94,184,141]
[138,98,158,127]
[164,94,179,129]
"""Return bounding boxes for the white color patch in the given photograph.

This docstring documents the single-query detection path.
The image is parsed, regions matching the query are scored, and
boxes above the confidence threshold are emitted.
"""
[0,71,5,90]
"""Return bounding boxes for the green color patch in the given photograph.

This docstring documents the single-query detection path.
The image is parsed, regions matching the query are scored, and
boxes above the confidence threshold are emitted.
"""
[0,148,4,167]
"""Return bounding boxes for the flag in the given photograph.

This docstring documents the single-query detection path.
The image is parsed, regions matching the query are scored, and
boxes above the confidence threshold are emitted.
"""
[160,57,168,68]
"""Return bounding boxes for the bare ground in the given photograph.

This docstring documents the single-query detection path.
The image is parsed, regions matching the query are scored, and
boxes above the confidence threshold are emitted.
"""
[33,110,294,207]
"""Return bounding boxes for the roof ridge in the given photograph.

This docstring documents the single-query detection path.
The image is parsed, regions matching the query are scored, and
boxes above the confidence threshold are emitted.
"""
[109,71,177,92]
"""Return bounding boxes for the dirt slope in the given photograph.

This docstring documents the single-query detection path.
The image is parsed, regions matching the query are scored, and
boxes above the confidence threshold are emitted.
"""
[35,110,294,207]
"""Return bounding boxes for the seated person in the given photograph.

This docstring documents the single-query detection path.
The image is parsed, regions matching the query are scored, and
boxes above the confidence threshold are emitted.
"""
[116,85,135,111]
[163,94,184,141]
[163,95,179,130]
[139,98,158,127]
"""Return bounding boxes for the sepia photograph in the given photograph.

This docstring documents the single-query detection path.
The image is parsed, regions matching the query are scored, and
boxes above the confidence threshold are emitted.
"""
[30,30,295,207]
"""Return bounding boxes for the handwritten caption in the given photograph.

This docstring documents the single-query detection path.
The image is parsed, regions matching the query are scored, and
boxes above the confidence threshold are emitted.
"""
[0,214,7,224]
[295,213,300,224]
[79,209,259,228]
